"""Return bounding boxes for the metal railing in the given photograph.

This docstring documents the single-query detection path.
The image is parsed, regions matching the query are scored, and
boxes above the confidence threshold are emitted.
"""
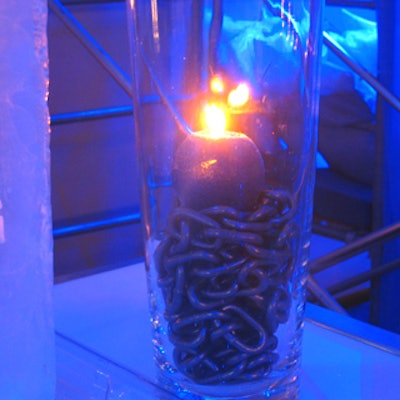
[326,0,375,8]
[49,0,132,95]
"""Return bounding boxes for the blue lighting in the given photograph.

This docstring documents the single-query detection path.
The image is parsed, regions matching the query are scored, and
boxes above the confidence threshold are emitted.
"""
[322,7,377,112]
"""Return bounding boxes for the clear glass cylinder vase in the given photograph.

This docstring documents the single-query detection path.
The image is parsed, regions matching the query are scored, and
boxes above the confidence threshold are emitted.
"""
[126,1,322,398]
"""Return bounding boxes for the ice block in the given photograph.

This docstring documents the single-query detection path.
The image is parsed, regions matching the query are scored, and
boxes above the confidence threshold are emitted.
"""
[0,1,55,398]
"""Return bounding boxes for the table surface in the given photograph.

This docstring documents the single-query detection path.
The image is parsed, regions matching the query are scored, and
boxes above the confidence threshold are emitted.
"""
[54,263,400,400]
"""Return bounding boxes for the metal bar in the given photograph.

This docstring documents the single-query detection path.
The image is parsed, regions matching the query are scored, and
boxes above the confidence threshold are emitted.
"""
[53,212,141,239]
[310,221,400,274]
[307,275,349,315]
[50,92,194,125]
[51,105,133,125]
[312,219,363,243]
[62,0,374,9]
[369,0,400,333]
[208,0,223,76]
[328,258,400,295]
[49,0,132,96]
[326,0,375,8]
[62,0,124,4]
[323,32,400,113]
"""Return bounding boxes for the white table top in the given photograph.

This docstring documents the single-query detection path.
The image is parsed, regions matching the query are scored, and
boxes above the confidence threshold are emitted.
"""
[54,263,400,399]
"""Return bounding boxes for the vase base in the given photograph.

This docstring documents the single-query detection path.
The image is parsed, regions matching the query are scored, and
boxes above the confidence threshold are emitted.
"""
[156,369,300,400]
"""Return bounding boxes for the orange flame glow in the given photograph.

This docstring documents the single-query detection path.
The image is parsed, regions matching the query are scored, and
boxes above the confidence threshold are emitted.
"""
[210,76,225,94]
[203,104,227,137]
[227,83,250,108]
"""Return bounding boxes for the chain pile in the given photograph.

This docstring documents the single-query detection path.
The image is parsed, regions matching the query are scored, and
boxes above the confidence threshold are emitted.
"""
[155,189,298,384]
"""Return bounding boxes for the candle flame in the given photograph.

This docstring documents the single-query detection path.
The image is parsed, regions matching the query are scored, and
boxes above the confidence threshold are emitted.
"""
[210,76,225,94]
[228,83,250,108]
[203,104,227,137]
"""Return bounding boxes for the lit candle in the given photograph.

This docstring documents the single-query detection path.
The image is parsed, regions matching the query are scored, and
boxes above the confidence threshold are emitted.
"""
[159,81,298,385]
[173,101,266,211]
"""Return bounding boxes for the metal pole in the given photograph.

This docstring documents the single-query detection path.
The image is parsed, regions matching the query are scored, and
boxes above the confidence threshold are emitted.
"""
[53,212,141,239]
[307,275,349,315]
[370,0,400,333]
[323,32,400,113]
[328,258,400,295]
[310,221,400,274]
[326,0,375,8]
[51,105,133,125]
